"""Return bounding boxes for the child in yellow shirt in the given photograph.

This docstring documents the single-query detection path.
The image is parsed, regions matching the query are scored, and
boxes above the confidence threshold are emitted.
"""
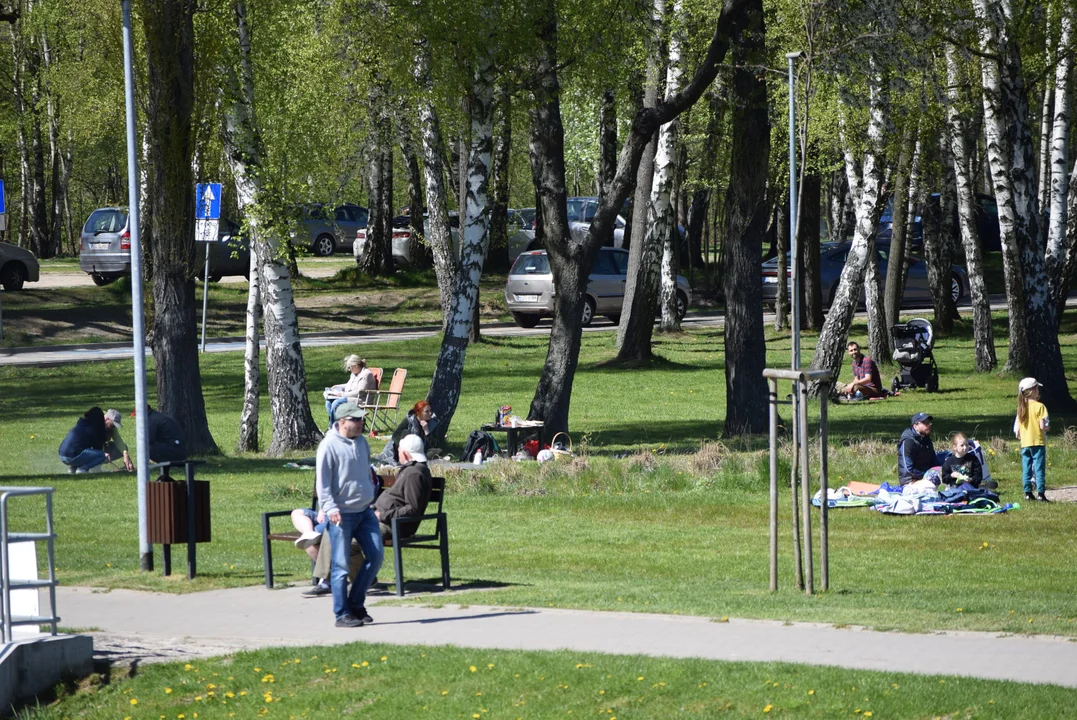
[1014,377,1049,502]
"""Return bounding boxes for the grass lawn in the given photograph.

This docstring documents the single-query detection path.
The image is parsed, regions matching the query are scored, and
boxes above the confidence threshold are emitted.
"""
[0,266,515,347]
[2,311,1077,637]
[21,642,1077,719]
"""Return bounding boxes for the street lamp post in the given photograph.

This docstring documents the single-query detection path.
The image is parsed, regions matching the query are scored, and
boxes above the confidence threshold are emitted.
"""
[122,0,152,571]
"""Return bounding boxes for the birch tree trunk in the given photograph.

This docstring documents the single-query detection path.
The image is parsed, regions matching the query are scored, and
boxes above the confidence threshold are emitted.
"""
[883,123,915,332]
[616,0,666,360]
[1060,158,1077,320]
[974,0,1073,410]
[489,85,512,271]
[143,0,217,454]
[898,139,923,297]
[657,0,685,332]
[923,148,957,334]
[237,247,261,453]
[360,80,393,276]
[424,60,495,448]
[221,0,320,454]
[1045,3,1073,310]
[808,65,888,390]
[973,0,1029,373]
[774,199,788,330]
[802,172,824,330]
[413,41,456,325]
[863,231,888,362]
[722,0,769,435]
[945,44,996,371]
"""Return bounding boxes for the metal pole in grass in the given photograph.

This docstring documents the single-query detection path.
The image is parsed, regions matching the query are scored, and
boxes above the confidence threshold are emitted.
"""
[122,0,152,571]
[819,380,830,591]
[798,375,813,595]
[768,378,779,592]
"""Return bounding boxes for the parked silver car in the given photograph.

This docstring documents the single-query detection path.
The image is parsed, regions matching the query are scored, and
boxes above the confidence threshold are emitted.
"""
[504,248,691,328]
[294,203,368,256]
[0,242,40,290]
[79,207,250,285]
[761,241,969,309]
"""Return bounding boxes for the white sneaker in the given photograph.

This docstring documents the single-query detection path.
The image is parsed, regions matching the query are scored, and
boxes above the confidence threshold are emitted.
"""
[294,531,322,549]
[75,468,90,474]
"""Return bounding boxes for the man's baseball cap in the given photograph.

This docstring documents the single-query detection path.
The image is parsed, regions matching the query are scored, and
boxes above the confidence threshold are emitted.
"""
[911,412,932,425]
[398,434,428,463]
[332,402,367,422]
[105,409,123,428]
[1018,377,1042,393]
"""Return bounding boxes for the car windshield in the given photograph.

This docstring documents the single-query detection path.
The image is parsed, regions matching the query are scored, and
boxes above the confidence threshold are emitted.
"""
[84,209,126,234]
[510,253,551,275]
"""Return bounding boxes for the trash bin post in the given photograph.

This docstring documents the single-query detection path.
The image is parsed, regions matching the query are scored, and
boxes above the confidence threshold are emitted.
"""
[185,461,197,580]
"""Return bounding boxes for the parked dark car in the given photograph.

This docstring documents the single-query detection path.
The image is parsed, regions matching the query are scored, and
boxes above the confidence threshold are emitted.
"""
[79,207,250,285]
[863,193,1000,252]
[761,241,969,309]
[293,203,368,256]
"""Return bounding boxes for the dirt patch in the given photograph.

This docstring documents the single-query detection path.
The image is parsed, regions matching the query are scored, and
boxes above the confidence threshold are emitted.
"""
[1045,487,1077,503]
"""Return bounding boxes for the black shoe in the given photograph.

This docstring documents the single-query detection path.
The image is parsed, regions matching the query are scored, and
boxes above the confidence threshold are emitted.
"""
[352,606,374,625]
[982,480,998,490]
[302,582,331,598]
[335,613,364,628]
[1025,492,1036,502]
[1037,493,1050,503]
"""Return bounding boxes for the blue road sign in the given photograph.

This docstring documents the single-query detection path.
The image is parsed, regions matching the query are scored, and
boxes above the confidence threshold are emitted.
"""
[195,183,222,220]
[0,179,6,214]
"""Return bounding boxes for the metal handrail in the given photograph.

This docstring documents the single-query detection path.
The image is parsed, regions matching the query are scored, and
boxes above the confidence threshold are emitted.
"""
[0,487,58,643]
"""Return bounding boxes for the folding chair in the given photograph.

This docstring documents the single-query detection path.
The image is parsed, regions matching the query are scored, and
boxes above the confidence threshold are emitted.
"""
[360,367,407,434]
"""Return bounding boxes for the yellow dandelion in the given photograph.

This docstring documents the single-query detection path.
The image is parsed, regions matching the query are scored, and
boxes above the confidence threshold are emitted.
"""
[808,689,814,695]
[362,661,369,667]
[488,663,495,669]
[470,665,477,672]
[865,713,873,718]
[637,676,644,681]
[165,688,173,694]
[381,656,388,661]
[763,705,773,713]
[442,691,449,696]
[130,699,139,706]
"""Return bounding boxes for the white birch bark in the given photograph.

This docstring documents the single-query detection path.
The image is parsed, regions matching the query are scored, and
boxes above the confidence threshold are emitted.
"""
[1046,3,1073,307]
[973,0,1029,372]
[413,41,457,325]
[809,64,888,389]
[945,44,996,371]
[1060,158,1077,318]
[237,248,261,452]
[657,0,684,331]
[425,58,494,445]
[221,0,320,454]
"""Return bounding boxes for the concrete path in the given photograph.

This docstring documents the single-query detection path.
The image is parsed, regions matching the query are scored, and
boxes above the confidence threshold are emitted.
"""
[56,586,1077,688]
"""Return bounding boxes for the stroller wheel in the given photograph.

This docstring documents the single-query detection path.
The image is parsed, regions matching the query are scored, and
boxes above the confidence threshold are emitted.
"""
[891,376,900,393]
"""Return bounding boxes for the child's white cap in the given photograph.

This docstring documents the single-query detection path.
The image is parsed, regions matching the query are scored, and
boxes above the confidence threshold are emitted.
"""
[1018,377,1042,393]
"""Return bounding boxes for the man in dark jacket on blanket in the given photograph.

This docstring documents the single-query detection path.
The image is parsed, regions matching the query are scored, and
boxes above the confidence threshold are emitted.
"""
[898,412,936,484]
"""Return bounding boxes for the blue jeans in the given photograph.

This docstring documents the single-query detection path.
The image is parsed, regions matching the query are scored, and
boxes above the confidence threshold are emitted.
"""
[1021,445,1046,493]
[326,508,383,619]
[59,448,107,472]
[326,397,349,424]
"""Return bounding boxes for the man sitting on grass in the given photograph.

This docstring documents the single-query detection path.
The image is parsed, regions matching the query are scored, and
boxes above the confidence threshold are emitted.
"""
[840,341,887,400]
[898,412,937,485]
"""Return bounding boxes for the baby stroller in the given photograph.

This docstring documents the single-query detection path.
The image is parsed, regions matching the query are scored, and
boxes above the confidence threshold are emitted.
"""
[890,318,939,393]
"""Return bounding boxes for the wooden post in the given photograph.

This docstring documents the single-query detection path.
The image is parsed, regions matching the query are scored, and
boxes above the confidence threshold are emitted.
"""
[819,381,830,592]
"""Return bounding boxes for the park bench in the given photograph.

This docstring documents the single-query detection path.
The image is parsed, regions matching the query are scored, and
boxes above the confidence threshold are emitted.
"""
[260,476,450,597]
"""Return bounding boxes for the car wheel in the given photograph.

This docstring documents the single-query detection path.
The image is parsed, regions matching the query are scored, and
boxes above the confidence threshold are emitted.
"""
[581,297,596,327]
[950,274,964,304]
[676,291,688,320]
[606,314,621,326]
[0,263,27,291]
[513,312,541,329]
[312,234,335,257]
[91,273,116,287]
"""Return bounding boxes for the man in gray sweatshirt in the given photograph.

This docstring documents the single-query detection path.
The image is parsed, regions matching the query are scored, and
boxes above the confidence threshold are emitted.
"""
[317,402,383,628]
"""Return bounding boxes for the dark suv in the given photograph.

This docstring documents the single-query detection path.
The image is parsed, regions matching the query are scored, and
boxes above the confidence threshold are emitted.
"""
[79,207,250,285]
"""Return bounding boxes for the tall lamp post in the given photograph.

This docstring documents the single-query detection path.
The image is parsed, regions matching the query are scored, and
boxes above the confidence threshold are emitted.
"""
[122,0,152,571]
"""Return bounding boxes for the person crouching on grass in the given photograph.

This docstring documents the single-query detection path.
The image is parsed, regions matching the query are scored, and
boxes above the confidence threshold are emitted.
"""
[840,341,887,400]
[316,402,383,628]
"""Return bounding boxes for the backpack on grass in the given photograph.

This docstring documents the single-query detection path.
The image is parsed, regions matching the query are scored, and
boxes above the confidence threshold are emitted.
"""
[461,430,498,461]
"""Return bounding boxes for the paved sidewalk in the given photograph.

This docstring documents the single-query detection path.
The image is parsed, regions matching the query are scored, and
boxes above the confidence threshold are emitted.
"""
[56,586,1077,688]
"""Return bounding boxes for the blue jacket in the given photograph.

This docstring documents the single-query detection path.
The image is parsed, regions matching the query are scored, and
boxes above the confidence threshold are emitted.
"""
[898,426,936,484]
[58,416,107,458]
